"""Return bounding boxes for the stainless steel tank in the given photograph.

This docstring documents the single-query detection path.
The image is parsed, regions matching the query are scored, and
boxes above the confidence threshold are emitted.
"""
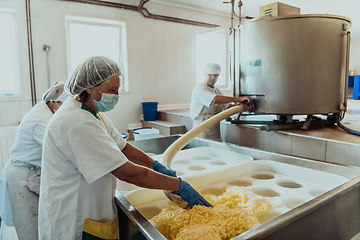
[237,15,351,115]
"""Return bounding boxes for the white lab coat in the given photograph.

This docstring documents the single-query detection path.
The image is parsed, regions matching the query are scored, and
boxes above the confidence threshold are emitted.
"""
[0,101,52,240]
[190,83,226,141]
[38,98,128,240]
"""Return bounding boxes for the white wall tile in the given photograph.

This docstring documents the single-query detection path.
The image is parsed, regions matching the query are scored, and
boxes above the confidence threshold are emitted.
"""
[326,141,360,167]
[264,131,292,155]
[291,135,326,161]
[221,123,265,150]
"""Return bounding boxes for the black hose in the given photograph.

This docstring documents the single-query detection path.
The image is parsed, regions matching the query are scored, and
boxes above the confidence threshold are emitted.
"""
[336,119,360,136]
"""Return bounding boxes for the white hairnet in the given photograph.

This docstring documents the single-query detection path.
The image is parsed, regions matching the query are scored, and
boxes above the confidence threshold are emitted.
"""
[205,63,221,75]
[65,56,121,96]
[42,83,67,102]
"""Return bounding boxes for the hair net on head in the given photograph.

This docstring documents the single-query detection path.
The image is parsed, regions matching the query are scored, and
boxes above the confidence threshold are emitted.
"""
[205,63,221,75]
[42,83,68,102]
[65,56,122,96]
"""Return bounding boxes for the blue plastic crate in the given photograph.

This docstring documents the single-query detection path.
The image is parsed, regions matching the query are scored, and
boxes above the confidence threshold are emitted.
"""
[353,75,360,99]
[349,75,354,87]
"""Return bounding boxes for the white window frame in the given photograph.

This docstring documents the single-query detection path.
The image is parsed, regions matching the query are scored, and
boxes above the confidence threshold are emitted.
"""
[0,8,21,97]
[195,27,230,90]
[65,16,129,92]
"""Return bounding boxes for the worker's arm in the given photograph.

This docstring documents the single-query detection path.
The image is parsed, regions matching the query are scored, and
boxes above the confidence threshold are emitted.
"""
[212,95,251,105]
[121,143,153,168]
[112,162,212,208]
[112,161,180,191]
[121,143,177,177]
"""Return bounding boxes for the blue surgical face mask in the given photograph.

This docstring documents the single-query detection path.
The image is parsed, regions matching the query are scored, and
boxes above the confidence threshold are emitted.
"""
[93,87,119,112]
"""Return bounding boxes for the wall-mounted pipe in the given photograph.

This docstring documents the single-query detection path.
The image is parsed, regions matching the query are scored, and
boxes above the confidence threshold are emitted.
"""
[62,0,220,28]
[62,0,138,11]
[25,0,37,106]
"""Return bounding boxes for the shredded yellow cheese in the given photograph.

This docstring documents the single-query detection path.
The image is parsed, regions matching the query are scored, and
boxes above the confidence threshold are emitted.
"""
[150,185,283,240]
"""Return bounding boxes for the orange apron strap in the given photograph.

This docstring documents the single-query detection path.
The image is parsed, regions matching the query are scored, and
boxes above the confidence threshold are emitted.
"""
[97,113,110,135]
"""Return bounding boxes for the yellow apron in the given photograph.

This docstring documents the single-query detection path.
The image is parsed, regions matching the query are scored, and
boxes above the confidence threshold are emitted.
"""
[82,218,118,240]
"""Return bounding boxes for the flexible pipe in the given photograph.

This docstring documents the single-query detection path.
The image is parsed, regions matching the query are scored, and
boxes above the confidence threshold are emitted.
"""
[161,105,245,168]
[336,119,360,136]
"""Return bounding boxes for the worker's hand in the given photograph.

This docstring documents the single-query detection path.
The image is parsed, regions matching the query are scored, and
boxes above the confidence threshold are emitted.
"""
[153,160,177,177]
[176,178,213,209]
[236,96,252,111]
[237,96,251,104]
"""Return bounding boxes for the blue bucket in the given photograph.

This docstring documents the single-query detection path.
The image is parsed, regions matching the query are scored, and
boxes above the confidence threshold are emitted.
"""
[142,102,158,121]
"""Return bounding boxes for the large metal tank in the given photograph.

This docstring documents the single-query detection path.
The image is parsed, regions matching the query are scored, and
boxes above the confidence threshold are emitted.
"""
[237,15,351,115]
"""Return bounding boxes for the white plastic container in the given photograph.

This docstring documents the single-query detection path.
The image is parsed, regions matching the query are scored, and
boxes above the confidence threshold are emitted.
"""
[124,160,349,222]
[121,133,128,140]
[133,128,160,141]
[152,147,253,178]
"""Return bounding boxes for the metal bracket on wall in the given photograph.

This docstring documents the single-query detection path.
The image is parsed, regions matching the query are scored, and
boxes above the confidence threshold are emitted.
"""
[43,45,51,88]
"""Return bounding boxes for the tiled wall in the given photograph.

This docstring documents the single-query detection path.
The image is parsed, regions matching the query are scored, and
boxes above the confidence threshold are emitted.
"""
[350,37,360,76]
[0,0,230,133]
[222,122,360,167]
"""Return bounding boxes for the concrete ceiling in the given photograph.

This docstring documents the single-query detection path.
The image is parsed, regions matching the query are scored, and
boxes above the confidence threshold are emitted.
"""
[151,0,360,37]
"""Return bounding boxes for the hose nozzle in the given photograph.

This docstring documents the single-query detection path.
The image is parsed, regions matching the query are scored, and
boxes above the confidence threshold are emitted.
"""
[247,102,256,112]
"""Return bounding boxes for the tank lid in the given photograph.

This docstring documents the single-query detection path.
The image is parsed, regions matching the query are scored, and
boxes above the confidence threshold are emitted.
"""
[244,14,352,26]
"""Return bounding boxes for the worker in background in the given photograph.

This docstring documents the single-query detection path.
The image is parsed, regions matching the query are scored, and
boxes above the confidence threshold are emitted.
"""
[38,56,212,240]
[0,83,68,240]
[190,63,251,141]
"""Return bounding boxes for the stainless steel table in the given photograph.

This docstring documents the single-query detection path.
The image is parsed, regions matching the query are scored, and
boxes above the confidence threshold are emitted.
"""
[115,135,360,240]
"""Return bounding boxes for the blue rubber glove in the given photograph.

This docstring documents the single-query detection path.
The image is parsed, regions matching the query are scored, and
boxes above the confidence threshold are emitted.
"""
[152,160,177,177]
[176,178,213,209]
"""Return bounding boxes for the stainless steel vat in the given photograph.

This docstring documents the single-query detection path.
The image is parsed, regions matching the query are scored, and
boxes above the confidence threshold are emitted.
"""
[115,136,360,239]
[237,15,351,115]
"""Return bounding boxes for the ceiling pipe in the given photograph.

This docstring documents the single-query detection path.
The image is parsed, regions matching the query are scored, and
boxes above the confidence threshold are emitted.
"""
[62,0,220,28]
[62,0,138,11]
[138,0,220,28]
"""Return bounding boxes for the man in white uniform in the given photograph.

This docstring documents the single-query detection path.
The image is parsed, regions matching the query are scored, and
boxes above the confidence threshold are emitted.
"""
[0,84,68,240]
[38,56,212,240]
[190,63,251,141]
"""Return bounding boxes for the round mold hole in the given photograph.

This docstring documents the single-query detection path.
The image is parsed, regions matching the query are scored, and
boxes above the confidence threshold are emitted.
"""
[253,188,280,197]
[195,156,212,160]
[251,173,275,180]
[308,188,327,197]
[175,170,184,176]
[285,198,306,209]
[258,211,281,224]
[137,205,162,220]
[175,160,192,165]
[209,160,227,165]
[188,165,206,171]
[200,187,223,196]
[277,180,302,189]
[228,179,253,187]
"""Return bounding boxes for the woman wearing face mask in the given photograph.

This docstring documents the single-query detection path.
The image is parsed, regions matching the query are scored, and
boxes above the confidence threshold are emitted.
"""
[38,56,212,240]
[0,83,68,240]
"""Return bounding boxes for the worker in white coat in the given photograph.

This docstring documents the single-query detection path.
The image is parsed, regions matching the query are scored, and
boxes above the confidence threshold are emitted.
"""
[190,63,251,141]
[38,56,212,240]
[0,83,68,240]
